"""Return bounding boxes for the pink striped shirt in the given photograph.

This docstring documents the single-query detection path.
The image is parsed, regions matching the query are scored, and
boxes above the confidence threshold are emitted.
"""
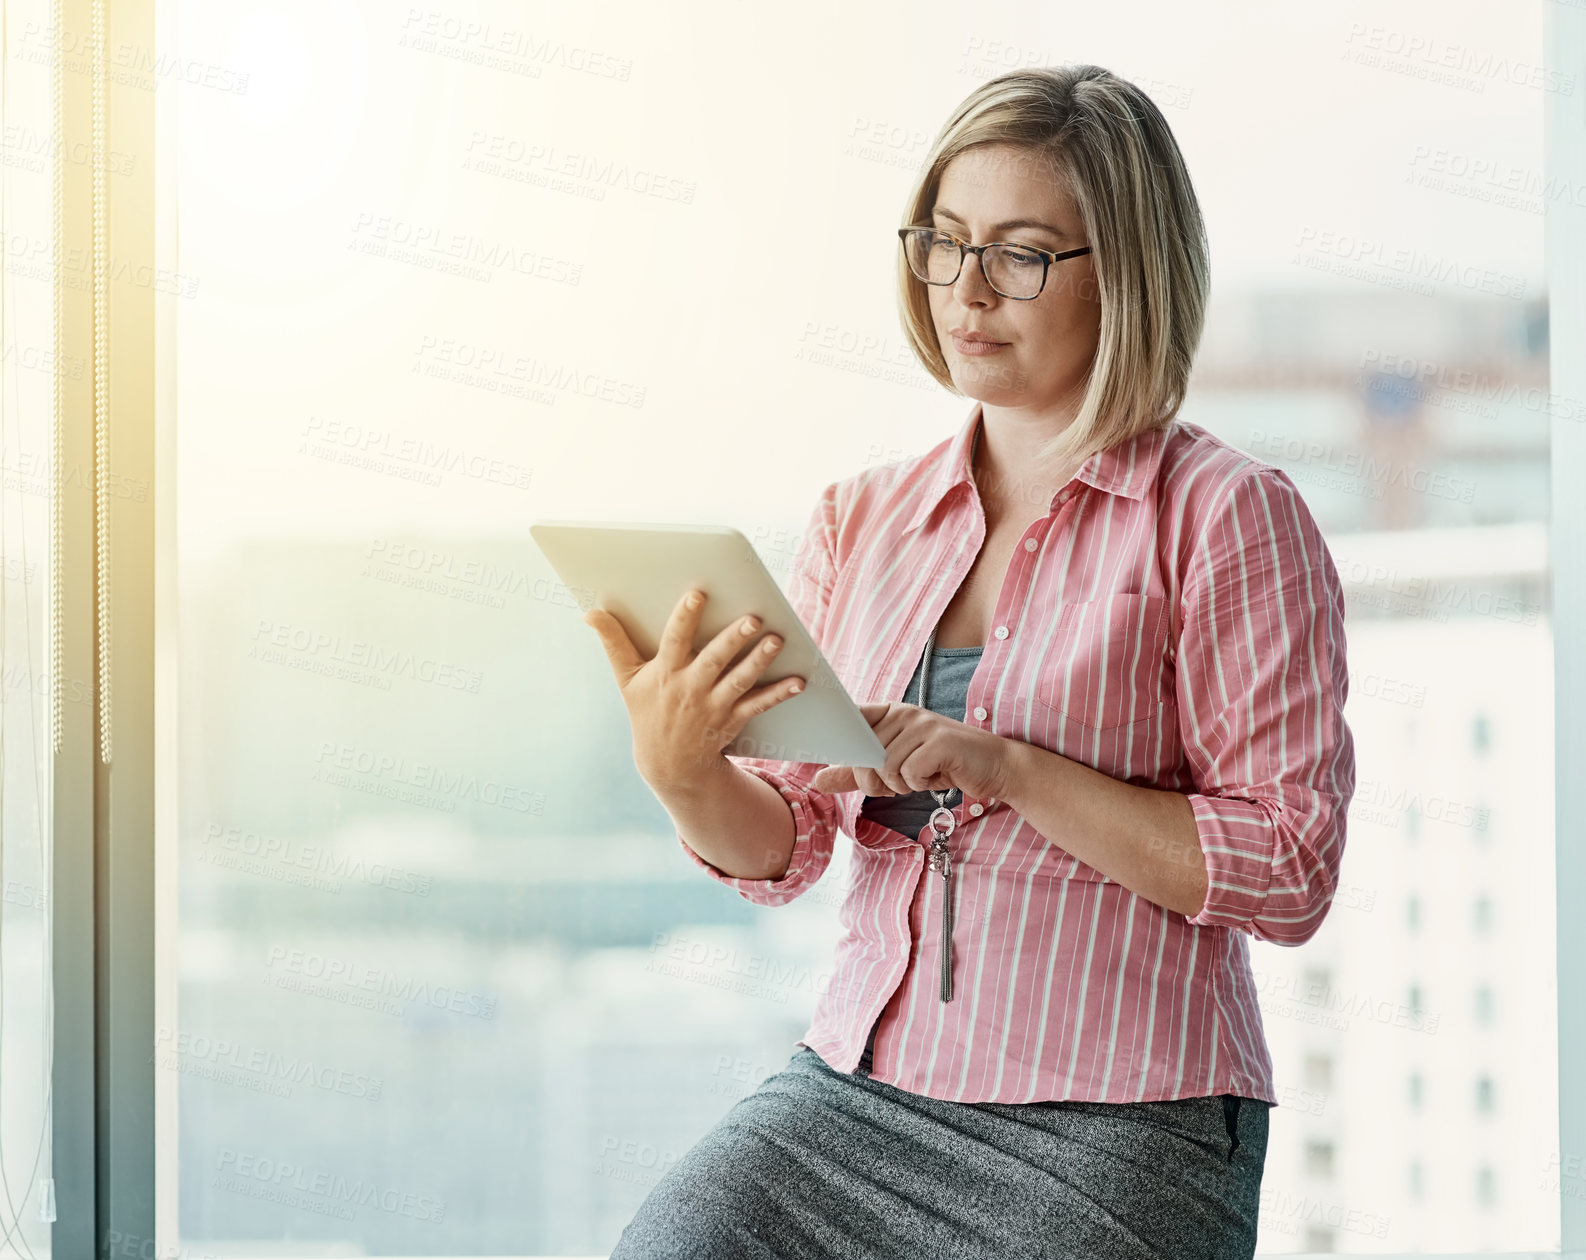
[677,401,1356,1104]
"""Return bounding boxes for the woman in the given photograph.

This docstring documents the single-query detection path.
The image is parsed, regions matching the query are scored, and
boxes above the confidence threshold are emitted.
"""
[586,64,1355,1260]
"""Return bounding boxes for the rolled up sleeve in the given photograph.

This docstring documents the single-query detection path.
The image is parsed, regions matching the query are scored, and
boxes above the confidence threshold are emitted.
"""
[677,762,838,906]
[676,483,844,907]
[1176,467,1356,945]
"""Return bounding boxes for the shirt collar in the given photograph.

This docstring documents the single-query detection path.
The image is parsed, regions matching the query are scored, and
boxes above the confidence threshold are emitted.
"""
[902,401,1171,534]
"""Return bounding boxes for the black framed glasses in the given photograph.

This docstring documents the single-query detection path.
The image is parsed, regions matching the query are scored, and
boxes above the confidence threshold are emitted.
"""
[897,226,1093,300]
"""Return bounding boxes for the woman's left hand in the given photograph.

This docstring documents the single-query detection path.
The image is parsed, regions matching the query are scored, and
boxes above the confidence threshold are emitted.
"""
[809,703,1013,800]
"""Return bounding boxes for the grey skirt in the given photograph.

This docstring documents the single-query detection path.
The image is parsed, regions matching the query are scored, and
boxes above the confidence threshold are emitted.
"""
[610,1045,1270,1260]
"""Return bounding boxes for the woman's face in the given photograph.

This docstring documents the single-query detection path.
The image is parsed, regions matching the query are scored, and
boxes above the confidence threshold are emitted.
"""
[925,143,1101,417]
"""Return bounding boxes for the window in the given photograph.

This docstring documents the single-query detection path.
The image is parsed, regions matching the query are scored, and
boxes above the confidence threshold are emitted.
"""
[1476,1165,1498,1208]
[1474,794,1496,847]
[1303,1139,1336,1180]
[1408,1072,1424,1109]
[1475,1076,1495,1113]
[25,2,1578,1257]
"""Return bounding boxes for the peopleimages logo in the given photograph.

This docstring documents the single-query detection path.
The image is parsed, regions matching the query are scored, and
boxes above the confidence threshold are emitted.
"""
[201,822,433,896]
[1259,1187,1391,1240]
[1352,777,1489,830]
[397,11,633,81]
[646,931,847,1002]
[1250,968,1441,1036]
[214,1148,445,1223]
[1341,21,1575,95]
[461,131,695,204]
[151,1025,384,1101]
[1248,429,1476,504]
[1357,348,1585,423]
[311,740,546,815]
[1292,226,1527,299]
[262,945,497,1020]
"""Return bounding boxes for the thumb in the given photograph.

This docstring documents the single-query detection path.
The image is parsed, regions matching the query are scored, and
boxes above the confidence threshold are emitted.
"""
[810,765,859,793]
[582,608,643,675]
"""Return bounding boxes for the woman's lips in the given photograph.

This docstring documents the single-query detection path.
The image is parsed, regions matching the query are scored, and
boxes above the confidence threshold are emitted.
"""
[952,333,1008,356]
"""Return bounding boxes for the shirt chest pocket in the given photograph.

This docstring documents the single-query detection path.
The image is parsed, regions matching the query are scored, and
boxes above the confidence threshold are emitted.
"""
[1032,593,1174,731]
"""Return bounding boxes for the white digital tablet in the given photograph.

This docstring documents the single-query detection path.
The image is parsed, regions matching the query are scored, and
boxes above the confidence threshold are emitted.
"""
[530,520,887,770]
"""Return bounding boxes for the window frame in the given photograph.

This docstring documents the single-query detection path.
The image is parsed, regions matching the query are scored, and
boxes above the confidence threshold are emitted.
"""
[1544,2,1586,1255]
[47,0,158,1250]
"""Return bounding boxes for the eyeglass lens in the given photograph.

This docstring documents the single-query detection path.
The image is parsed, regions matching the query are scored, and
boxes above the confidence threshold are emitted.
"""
[903,230,1047,299]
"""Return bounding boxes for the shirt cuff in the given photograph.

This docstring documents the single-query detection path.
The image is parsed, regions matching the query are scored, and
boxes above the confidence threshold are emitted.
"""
[1182,792,1276,931]
[675,763,821,906]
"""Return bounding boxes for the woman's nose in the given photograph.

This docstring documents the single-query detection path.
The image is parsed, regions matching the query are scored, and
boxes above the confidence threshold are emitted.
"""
[954,250,995,303]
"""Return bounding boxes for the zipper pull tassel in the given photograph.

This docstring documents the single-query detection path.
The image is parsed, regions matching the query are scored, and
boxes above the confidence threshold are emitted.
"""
[938,843,953,1002]
[925,805,955,1003]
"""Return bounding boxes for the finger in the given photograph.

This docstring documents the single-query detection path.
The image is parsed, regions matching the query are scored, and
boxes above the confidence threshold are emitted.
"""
[876,767,912,795]
[853,768,896,796]
[582,608,643,677]
[899,745,953,793]
[710,619,785,697]
[876,731,929,795]
[656,588,707,669]
[857,702,892,726]
[728,672,808,733]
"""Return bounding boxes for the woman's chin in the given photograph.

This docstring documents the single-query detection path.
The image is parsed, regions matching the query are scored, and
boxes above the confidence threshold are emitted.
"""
[951,368,1027,404]
[947,348,1027,393]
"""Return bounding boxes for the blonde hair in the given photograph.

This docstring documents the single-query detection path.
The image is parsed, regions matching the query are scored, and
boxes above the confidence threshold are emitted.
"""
[897,65,1209,469]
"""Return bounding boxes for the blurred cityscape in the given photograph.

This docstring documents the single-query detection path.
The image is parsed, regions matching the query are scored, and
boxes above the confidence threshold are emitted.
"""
[162,286,1560,1255]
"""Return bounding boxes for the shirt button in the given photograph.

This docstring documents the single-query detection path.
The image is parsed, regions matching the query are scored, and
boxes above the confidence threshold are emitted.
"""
[993,625,1009,639]
[1024,537,1038,551]
[968,803,984,817]
[973,706,988,721]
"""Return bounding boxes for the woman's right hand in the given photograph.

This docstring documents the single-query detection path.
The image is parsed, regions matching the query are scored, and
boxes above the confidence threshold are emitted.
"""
[582,588,807,789]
